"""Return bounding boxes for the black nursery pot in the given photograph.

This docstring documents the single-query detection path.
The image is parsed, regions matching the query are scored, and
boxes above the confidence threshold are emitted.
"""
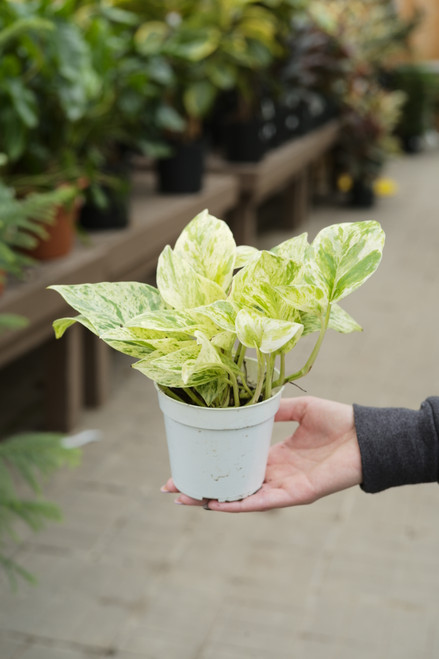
[80,186,130,230]
[157,139,206,193]
[349,179,375,208]
[223,117,268,163]
[79,157,131,230]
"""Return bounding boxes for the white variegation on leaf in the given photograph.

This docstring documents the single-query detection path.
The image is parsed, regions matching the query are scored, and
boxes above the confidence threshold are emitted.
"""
[173,209,236,291]
[157,245,226,310]
[236,309,303,354]
[307,221,385,302]
[234,244,260,269]
[270,232,309,263]
[49,282,164,333]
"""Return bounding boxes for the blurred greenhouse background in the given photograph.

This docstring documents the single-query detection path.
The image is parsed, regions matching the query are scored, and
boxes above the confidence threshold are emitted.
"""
[1,1,439,658]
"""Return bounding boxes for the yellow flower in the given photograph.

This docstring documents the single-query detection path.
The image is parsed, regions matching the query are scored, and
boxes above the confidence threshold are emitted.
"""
[373,178,398,197]
[337,174,352,192]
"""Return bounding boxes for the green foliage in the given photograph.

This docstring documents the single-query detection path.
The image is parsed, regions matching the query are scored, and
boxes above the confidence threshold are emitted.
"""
[50,210,384,408]
[0,181,78,283]
[0,431,80,588]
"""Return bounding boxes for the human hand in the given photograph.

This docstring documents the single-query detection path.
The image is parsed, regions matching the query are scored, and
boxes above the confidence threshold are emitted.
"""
[161,396,363,512]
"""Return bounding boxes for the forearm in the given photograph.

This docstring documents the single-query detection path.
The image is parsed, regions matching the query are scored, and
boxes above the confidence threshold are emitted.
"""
[353,397,439,493]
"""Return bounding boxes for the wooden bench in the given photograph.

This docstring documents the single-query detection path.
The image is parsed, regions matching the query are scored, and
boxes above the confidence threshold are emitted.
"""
[0,173,239,431]
[208,119,340,244]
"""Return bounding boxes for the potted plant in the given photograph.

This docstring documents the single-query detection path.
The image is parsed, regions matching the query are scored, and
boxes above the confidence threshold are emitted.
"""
[0,181,79,290]
[336,80,405,207]
[0,0,99,251]
[0,312,81,588]
[49,210,384,501]
[72,3,177,228]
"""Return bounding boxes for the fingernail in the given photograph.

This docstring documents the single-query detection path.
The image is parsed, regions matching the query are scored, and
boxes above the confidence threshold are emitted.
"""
[160,486,170,493]
[174,498,183,505]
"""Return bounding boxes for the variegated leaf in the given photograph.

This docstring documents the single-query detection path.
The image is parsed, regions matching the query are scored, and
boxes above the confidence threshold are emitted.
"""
[307,221,385,302]
[230,251,299,320]
[195,379,230,406]
[301,303,362,335]
[173,209,236,290]
[234,245,260,269]
[156,245,226,310]
[127,308,214,336]
[271,232,309,263]
[132,343,200,387]
[275,284,327,314]
[48,282,164,333]
[195,300,237,332]
[236,308,303,354]
[53,315,97,338]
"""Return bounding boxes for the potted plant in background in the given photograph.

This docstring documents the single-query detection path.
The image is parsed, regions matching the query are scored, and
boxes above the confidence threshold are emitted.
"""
[49,210,384,502]
[0,181,78,292]
[0,311,81,589]
[336,80,405,207]
[0,0,99,256]
[131,2,228,192]
[389,62,439,154]
[72,2,178,229]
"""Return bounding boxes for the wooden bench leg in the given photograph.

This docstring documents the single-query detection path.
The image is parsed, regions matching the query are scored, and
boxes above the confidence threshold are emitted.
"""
[228,195,257,245]
[44,323,83,432]
[84,331,110,408]
[282,169,310,230]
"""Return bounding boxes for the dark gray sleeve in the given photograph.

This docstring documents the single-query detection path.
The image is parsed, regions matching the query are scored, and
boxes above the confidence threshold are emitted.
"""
[353,397,439,493]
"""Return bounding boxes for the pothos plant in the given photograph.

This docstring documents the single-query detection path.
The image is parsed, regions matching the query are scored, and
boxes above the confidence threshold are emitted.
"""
[49,210,384,408]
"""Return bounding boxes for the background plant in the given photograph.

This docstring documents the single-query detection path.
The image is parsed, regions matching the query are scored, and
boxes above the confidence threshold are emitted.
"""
[0,313,80,589]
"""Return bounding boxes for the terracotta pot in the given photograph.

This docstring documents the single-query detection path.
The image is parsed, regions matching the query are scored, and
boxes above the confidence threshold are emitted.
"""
[29,199,81,260]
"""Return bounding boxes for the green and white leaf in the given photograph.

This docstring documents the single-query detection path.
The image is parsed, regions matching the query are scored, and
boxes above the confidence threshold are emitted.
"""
[48,282,164,334]
[271,232,309,264]
[307,221,385,302]
[53,315,97,338]
[236,309,303,354]
[301,303,362,335]
[132,343,200,387]
[275,284,327,314]
[195,300,237,332]
[156,245,226,310]
[230,251,299,320]
[173,210,236,291]
[127,308,215,336]
[234,244,260,269]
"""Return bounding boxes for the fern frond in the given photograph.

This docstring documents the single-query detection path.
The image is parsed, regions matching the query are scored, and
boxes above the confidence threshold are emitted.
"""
[0,433,80,494]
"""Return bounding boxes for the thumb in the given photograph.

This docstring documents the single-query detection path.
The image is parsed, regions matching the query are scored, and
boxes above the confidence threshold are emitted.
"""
[275,396,310,423]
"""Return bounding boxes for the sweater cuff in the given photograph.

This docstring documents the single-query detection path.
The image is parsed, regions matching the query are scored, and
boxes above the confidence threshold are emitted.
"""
[353,398,439,493]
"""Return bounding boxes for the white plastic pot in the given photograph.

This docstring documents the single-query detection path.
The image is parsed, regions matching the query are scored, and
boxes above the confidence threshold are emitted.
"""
[156,378,283,502]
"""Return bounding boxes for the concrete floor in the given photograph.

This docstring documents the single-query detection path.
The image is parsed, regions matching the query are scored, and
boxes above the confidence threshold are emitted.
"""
[1,143,439,659]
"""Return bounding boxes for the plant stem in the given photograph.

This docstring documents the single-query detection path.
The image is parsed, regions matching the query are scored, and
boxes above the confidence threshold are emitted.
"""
[161,387,186,403]
[284,305,331,384]
[184,388,206,406]
[247,350,265,405]
[264,354,275,400]
[236,342,247,370]
[272,353,285,389]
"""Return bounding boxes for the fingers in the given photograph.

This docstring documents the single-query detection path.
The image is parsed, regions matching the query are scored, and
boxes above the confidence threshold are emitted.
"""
[275,396,311,423]
[160,477,179,493]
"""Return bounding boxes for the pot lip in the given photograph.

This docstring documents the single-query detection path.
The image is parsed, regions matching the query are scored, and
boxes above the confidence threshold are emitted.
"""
[154,381,284,412]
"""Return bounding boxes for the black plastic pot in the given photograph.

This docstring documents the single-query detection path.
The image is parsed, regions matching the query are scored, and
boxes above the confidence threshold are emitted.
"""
[79,157,131,230]
[157,139,206,193]
[349,179,375,208]
[223,117,269,163]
